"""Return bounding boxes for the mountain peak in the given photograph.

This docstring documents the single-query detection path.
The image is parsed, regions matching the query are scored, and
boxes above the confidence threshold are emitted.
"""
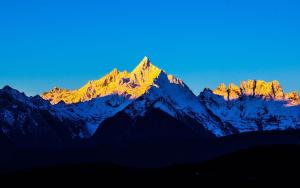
[207,80,299,105]
[140,56,151,66]
[0,85,29,103]
[2,85,13,91]
[132,56,160,73]
[110,68,119,75]
[42,57,165,104]
[1,85,24,95]
[50,86,68,92]
[131,56,162,85]
[213,83,228,98]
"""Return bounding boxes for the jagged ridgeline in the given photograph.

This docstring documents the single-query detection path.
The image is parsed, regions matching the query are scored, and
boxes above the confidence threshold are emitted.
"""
[211,80,300,105]
[43,57,167,104]
[0,57,300,146]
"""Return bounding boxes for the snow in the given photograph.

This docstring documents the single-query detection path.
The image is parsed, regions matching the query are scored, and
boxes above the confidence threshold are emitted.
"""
[201,89,300,136]
[153,101,177,117]
[123,70,228,136]
[38,58,230,137]
[86,123,99,135]
[2,110,15,126]
[2,60,300,139]
[51,95,133,137]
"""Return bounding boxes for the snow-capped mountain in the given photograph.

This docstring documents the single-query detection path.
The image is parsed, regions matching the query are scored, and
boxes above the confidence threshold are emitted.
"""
[41,57,228,138]
[0,86,87,149]
[92,58,228,142]
[1,57,300,144]
[200,81,300,134]
[42,57,162,104]
[41,57,164,136]
[209,80,300,105]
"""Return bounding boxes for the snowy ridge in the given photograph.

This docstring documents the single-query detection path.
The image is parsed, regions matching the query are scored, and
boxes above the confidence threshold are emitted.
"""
[0,86,86,140]
[200,88,300,134]
[53,95,132,135]
[211,80,300,106]
[122,70,227,136]
[1,57,300,140]
[42,57,227,137]
[42,56,162,104]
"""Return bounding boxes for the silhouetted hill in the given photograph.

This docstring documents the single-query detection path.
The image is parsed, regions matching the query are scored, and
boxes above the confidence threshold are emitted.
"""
[1,144,300,185]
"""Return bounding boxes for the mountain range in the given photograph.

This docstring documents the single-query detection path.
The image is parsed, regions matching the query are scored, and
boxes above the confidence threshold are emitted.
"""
[1,57,300,143]
[1,57,300,171]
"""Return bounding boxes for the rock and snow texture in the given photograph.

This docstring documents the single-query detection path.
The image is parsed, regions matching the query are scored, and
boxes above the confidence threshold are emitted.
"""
[1,57,300,140]
[0,86,87,147]
[200,81,300,134]
[122,67,228,136]
[41,57,228,137]
[53,95,132,136]
[42,57,162,104]
[210,80,300,105]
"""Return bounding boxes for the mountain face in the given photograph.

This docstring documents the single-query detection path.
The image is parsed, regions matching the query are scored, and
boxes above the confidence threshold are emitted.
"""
[200,81,300,133]
[1,57,300,146]
[0,86,87,149]
[41,57,228,138]
[210,80,300,105]
[40,57,176,136]
[42,57,162,104]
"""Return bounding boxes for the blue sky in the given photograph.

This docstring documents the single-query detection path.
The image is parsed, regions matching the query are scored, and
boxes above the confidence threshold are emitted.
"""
[0,0,300,96]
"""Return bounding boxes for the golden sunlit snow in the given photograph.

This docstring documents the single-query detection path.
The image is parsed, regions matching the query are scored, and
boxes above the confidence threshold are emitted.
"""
[212,80,300,105]
[42,57,168,104]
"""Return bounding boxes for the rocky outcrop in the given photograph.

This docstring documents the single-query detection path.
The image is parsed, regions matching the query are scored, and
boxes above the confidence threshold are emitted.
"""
[285,91,300,106]
[0,86,87,148]
[3,58,300,142]
[212,80,299,106]
[42,57,165,104]
[213,83,228,99]
[40,57,223,138]
[228,83,241,100]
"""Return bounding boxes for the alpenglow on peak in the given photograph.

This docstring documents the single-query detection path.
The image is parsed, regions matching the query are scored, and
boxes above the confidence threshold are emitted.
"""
[42,57,180,105]
[131,56,158,72]
[209,80,300,105]
[131,56,162,85]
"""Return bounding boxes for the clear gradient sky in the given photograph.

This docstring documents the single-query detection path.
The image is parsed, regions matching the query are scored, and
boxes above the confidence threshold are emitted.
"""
[0,0,300,96]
